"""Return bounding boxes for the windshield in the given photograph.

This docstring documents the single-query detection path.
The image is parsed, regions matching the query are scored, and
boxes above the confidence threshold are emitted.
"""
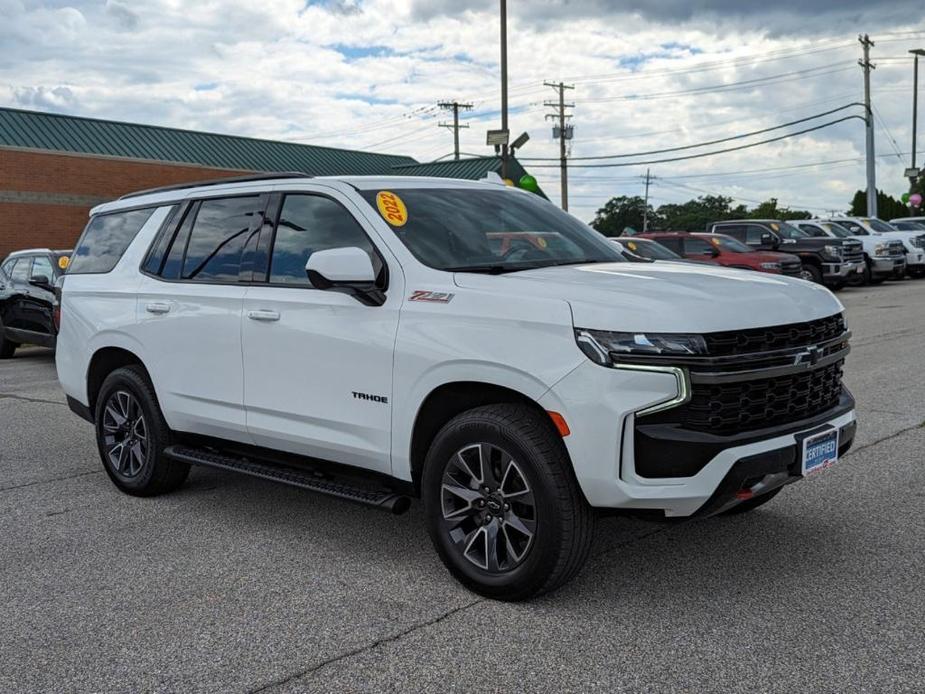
[707,234,751,252]
[359,188,624,272]
[622,238,681,260]
[773,222,809,240]
[818,222,853,238]
[893,220,925,231]
[867,218,898,233]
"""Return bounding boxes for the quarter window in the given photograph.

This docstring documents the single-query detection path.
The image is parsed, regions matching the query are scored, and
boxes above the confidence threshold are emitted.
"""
[181,197,260,282]
[69,208,156,274]
[269,195,381,286]
[10,258,31,281]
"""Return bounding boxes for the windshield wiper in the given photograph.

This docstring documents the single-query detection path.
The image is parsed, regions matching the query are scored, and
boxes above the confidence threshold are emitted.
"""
[444,264,531,274]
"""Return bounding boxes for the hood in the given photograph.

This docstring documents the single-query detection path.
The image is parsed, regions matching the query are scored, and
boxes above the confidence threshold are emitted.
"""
[746,251,801,263]
[453,261,843,333]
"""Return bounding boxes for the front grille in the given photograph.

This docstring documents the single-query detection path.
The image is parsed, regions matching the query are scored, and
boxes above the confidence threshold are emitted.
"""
[703,314,845,356]
[781,259,803,276]
[887,240,905,257]
[842,241,863,264]
[680,361,844,434]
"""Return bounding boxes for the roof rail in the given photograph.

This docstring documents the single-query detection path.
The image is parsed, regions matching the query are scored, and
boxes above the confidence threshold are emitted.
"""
[118,171,314,200]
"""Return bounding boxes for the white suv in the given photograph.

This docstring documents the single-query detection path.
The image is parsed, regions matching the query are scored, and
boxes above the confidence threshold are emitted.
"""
[56,174,857,600]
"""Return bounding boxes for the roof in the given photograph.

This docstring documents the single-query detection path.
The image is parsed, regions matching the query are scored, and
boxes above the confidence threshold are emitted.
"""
[0,107,417,176]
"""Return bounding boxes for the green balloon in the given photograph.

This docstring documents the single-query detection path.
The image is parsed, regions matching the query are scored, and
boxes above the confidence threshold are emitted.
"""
[901,192,911,203]
[519,174,539,192]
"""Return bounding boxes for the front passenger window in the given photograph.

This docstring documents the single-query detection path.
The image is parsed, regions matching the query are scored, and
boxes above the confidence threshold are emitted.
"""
[269,195,382,286]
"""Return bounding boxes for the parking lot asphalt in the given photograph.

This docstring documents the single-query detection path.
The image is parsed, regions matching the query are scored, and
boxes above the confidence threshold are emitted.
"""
[1,280,924,694]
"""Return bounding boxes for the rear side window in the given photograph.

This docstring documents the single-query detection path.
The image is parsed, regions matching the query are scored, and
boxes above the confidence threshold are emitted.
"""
[683,237,714,255]
[69,208,156,274]
[269,194,381,286]
[655,237,682,254]
[181,196,260,282]
[797,224,826,237]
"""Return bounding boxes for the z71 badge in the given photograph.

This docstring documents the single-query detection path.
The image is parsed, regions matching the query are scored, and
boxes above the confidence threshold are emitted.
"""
[409,290,455,303]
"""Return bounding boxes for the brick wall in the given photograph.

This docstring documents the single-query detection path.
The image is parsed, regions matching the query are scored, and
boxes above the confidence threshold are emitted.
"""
[0,148,247,259]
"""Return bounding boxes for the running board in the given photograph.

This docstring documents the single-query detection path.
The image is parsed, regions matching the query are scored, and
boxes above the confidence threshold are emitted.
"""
[163,445,411,515]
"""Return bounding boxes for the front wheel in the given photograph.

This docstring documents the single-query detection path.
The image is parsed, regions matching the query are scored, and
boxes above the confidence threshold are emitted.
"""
[908,266,925,279]
[423,404,594,601]
[800,264,822,284]
[0,337,16,359]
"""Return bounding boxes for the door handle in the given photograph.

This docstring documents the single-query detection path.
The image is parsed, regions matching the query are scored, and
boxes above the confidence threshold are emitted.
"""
[145,302,171,314]
[247,309,280,322]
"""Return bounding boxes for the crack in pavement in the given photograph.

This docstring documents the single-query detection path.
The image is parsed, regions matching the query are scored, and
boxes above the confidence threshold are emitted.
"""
[248,599,484,693]
[0,392,66,406]
[245,422,925,692]
[0,469,102,493]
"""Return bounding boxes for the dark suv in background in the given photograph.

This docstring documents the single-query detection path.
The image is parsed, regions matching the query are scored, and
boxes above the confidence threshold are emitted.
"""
[707,219,864,288]
[0,248,71,358]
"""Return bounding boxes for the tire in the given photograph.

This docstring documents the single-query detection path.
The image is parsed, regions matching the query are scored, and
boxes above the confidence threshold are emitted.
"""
[864,258,885,285]
[800,264,822,284]
[0,337,17,359]
[720,487,783,515]
[94,365,189,496]
[907,266,925,279]
[422,404,595,601]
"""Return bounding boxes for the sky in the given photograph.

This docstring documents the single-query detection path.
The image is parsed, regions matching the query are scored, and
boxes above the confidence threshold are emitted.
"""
[1,0,924,221]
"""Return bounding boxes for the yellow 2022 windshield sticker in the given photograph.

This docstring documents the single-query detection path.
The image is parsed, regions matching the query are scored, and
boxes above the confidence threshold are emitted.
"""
[376,191,408,227]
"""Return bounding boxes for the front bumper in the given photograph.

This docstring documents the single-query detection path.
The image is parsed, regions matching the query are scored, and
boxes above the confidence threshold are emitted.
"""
[870,256,906,276]
[540,360,857,518]
[823,261,863,281]
[905,249,925,269]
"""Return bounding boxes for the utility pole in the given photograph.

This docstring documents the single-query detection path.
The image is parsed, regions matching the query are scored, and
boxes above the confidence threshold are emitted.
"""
[544,81,575,210]
[909,49,924,200]
[438,101,473,160]
[859,34,877,217]
[500,0,510,180]
[643,168,652,231]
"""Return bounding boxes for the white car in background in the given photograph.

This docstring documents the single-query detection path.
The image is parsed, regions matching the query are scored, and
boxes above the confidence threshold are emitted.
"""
[791,219,906,284]
[824,217,925,279]
[889,217,925,232]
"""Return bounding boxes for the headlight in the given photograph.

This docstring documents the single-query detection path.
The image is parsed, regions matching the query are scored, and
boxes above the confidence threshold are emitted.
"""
[759,262,781,271]
[823,244,843,259]
[575,328,707,366]
[874,243,889,256]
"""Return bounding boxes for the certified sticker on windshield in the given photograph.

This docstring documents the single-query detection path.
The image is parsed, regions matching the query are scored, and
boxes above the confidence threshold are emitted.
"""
[376,191,408,227]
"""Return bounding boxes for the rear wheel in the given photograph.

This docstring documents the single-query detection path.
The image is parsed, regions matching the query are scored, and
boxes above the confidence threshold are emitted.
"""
[721,487,783,515]
[423,404,594,601]
[94,365,189,496]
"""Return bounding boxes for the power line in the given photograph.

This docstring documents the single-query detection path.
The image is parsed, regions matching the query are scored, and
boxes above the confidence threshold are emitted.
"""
[573,63,855,104]
[521,103,863,161]
[526,115,865,168]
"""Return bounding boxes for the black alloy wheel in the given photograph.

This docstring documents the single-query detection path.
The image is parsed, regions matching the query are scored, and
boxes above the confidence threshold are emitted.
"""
[101,390,148,478]
[440,442,536,573]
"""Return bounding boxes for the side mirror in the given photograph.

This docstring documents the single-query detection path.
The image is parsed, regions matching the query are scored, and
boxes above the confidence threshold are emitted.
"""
[760,232,780,248]
[703,248,720,257]
[28,275,51,288]
[305,247,384,306]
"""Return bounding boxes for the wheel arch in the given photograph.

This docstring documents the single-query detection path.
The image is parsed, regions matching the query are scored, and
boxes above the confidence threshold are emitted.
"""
[407,380,565,494]
[86,346,152,416]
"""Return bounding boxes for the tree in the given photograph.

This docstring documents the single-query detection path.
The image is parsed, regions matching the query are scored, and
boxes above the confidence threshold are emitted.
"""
[590,196,656,236]
[655,195,745,232]
[848,189,909,219]
[746,198,812,221]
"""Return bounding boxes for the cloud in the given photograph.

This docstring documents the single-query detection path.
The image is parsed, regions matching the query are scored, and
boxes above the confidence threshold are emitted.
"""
[0,0,922,220]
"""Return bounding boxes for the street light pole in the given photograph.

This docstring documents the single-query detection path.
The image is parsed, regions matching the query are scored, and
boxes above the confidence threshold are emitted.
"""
[500,0,509,180]
[910,49,924,186]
